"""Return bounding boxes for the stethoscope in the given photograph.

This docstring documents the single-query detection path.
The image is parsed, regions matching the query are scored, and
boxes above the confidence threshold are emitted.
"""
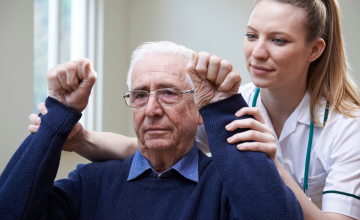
[252,87,329,201]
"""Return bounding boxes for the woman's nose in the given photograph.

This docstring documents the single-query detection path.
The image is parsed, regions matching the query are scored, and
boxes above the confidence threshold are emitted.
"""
[252,39,269,60]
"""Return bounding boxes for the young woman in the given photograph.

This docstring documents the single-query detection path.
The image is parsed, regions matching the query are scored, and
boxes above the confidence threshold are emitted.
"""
[29,0,360,219]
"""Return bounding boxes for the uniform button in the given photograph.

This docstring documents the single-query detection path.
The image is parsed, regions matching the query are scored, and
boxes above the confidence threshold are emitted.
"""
[152,174,157,178]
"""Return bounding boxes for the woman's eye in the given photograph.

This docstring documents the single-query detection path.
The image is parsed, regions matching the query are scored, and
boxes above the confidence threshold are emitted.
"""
[273,38,287,45]
[245,34,257,40]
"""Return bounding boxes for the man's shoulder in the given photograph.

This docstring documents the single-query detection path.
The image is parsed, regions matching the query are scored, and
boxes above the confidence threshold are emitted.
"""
[197,149,219,179]
[75,155,134,178]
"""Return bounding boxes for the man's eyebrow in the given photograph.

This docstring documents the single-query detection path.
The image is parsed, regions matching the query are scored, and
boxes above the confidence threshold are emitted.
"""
[158,83,177,88]
[132,85,148,91]
[131,83,177,91]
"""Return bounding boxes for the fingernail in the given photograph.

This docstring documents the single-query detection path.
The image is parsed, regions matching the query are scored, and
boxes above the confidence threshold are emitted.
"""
[237,144,243,149]
[235,112,240,117]
[227,137,232,142]
[225,125,230,130]
[42,109,47,114]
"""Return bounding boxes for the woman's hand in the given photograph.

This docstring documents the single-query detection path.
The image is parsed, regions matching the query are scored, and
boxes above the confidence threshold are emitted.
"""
[28,102,84,152]
[225,107,277,161]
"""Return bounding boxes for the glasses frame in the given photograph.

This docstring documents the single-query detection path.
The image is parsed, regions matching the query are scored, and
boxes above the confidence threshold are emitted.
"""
[123,87,194,108]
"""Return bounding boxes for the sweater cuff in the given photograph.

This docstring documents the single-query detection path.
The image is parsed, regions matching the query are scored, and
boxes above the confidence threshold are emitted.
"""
[199,94,252,141]
[39,97,82,136]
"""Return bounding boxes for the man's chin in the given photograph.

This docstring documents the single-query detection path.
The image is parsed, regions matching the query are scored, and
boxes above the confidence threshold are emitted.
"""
[143,139,175,151]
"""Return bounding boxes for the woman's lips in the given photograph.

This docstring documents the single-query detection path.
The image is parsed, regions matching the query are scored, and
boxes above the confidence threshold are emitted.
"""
[251,64,274,75]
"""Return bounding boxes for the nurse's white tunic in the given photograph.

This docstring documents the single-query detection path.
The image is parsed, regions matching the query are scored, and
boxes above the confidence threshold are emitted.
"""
[196,83,360,219]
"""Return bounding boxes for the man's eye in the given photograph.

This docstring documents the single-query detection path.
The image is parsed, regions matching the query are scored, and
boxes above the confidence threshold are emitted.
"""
[134,93,147,99]
[164,90,176,96]
[245,34,257,40]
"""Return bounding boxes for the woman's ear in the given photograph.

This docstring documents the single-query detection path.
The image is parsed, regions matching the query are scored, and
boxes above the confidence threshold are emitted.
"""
[309,38,326,62]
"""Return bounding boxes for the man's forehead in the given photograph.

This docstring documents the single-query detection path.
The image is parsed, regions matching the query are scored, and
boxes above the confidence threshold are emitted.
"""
[131,54,188,90]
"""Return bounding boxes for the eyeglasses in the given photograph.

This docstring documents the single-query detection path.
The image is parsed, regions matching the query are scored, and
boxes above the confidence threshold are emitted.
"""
[123,88,194,108]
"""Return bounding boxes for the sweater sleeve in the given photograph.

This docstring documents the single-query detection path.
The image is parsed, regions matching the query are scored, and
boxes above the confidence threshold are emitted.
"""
[0,97,83,220]
[200,94,304,220]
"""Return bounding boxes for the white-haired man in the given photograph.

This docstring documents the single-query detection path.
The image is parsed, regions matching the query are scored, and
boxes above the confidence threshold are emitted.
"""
[0,42,303,219]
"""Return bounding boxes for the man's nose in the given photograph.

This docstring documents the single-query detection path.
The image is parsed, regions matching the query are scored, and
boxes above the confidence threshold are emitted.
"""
[252,38,269,60]
[145,94,164,117]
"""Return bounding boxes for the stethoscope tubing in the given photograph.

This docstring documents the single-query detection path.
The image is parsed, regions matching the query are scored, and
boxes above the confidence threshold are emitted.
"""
[252,88,329,200]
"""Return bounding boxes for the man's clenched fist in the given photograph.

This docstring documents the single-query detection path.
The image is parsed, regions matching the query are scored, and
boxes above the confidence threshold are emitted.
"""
[186,52,241,109]
[47,58,97,113]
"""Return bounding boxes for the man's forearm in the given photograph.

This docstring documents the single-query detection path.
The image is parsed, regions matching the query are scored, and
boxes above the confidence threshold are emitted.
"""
[0,97,81,219]
[200,94,304,220]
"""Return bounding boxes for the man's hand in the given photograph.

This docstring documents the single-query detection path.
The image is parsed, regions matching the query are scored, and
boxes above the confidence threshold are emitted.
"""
[186,52,241,109]
[28,102,85,152]
[47,58,97,113]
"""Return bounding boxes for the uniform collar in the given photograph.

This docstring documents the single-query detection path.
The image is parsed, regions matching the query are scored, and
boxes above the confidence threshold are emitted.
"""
[254,89,311,141]
[296,91,311,125]
[127,142,199,183]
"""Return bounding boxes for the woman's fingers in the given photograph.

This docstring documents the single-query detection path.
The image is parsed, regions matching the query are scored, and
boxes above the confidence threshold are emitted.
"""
[227,107,277,160]
[227,129,275,145]
[29,113,41,125]
[28,113,41,133]
[226,118,271,133]
[28,125,40,133]
[235,107,266,124]
[37,102,47,115]
[237,142,277,160]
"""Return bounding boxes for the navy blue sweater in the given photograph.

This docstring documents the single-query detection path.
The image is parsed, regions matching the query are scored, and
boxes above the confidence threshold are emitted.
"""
[0,95,303,219]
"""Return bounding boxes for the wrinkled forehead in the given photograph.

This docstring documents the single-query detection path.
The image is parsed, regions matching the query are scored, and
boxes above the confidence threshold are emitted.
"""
[131,54,189,91]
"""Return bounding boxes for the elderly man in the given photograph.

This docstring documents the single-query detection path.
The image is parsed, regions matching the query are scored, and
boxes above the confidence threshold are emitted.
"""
[0,41,303,219]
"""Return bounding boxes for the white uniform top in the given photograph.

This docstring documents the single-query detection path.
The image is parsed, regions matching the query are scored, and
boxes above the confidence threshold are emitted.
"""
[196,83,360,219]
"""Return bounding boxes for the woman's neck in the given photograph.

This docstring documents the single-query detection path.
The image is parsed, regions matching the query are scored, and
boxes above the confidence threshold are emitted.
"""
[260,83,307,139]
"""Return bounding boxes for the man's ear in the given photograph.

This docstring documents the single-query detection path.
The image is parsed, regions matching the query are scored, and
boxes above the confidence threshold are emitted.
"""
[309,38,326,62]
[198,113,204,125]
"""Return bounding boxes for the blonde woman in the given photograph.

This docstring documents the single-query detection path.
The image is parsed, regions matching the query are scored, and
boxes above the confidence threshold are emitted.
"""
[29,0,360,219]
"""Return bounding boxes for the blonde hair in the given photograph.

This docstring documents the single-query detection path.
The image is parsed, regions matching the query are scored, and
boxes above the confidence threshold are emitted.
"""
[255,0,360,125]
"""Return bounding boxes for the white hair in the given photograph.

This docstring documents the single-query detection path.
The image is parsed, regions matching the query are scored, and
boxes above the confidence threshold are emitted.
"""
[126,41,194,90]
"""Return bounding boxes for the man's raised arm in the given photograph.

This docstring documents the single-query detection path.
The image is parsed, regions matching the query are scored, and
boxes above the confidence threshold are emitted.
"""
[187,52,304,219]
[0,58,96,219]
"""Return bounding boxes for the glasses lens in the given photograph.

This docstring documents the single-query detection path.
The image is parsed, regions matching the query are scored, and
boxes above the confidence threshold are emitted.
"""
[129,91,148,107]
[157,88,181,105]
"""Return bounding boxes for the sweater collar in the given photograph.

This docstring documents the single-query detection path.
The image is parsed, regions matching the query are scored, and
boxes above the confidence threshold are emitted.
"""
[127,142,199,183]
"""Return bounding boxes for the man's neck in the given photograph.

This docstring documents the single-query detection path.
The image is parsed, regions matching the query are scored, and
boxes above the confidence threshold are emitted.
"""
[139,142,194,174]
[260,80,307,139]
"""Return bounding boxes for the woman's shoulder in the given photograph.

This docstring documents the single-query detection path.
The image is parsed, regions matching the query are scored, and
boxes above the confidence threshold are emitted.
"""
[327,107,360,128]
[324,107,360,150]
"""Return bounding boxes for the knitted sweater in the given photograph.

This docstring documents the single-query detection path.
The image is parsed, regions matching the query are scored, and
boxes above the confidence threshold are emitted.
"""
[0,95,303,219]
